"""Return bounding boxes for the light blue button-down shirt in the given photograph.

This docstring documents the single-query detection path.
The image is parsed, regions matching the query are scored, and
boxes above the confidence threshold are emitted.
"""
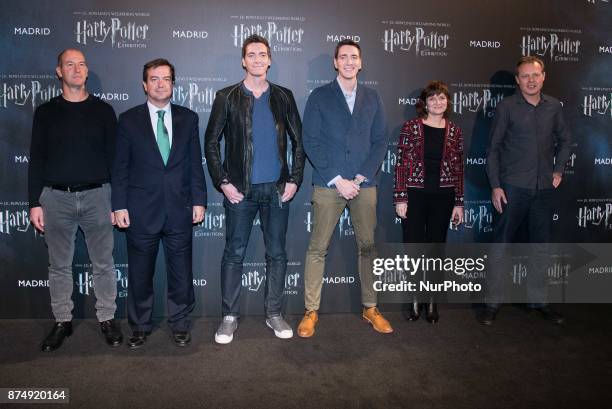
[327,77,358,186]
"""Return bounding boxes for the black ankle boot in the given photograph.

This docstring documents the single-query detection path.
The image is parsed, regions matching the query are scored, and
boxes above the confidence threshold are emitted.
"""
[426,299,439,323]
[402,299,420,321]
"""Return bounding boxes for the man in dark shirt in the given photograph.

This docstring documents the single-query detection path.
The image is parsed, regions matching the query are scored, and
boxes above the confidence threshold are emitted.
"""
[483,55,572,325]
[28,48,123,351]
[205,35,304,344]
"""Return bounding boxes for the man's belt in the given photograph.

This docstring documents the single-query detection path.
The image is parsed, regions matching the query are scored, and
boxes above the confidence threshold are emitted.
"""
[50,183,102,192]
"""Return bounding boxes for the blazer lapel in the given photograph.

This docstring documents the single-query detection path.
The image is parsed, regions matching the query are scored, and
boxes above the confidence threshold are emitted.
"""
[139,104,164,164]
[351,84,365,119]
[346,83,364,137]
[331,79,352,117]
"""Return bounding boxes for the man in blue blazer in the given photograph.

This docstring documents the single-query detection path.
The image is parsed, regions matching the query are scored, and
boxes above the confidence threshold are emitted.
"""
[298,40,393,337]
[112,58,207,348]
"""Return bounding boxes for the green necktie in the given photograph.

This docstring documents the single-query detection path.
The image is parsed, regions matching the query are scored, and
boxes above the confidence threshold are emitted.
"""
[156,110,170,165]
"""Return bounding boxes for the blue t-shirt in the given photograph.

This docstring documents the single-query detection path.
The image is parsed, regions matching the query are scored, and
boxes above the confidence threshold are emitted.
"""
[246,85,281,184]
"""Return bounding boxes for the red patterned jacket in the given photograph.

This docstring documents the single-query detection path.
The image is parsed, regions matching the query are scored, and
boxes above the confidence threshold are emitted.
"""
[393,118,464,206]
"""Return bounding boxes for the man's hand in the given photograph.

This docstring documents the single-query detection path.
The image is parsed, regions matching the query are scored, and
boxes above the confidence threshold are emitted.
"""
[281,182,298,202]
[491,187,507,214]
[114,210,130,228]
[30,207,44,232]
[395,203,407,219]
[451,206,464,226]
[193,205,205,224]
[552,172,563,188]
[221,183,244,204]
[335,178,360,200]
[110,212,117,225]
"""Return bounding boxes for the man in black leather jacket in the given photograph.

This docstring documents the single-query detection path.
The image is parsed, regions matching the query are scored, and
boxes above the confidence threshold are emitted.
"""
[204,34,304,344]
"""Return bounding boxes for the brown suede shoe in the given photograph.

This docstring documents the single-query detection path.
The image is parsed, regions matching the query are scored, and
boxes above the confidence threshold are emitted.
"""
[297,310,318,338]
[362,307,394,334]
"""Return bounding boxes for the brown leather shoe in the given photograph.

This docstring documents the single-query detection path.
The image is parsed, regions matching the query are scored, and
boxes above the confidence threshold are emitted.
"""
[362,307,393,334]
[297,310,318,338]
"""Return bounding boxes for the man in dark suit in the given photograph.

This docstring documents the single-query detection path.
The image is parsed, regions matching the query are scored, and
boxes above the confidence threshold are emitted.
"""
[112,58,207,348]
[298,40,392,337]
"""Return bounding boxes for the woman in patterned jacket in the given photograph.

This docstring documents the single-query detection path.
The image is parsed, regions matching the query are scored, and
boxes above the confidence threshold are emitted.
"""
[393,80,464,323]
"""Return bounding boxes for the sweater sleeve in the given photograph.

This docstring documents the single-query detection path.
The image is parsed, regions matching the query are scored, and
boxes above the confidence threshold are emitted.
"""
[393,121,412,204]
[454,125,464,206]
[103,104,118,177]
[28,105,47,208]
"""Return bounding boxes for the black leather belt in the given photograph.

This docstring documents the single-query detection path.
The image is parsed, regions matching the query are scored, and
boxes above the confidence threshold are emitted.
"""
[50,183,102,192]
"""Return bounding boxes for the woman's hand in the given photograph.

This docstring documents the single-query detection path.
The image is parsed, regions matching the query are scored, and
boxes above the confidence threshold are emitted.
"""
[451,206,464,226]
[395,202,407,219]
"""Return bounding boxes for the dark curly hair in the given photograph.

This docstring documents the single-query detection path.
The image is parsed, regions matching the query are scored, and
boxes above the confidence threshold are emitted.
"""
[415,80,451,119]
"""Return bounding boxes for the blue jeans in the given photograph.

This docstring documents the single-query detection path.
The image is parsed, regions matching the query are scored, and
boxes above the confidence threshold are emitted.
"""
[221,182,289,317]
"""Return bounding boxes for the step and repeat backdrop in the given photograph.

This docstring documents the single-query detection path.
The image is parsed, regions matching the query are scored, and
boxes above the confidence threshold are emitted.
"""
[0,0,610,318]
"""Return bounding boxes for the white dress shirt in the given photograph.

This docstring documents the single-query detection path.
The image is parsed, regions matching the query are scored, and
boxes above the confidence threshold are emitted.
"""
[147,100,173,146]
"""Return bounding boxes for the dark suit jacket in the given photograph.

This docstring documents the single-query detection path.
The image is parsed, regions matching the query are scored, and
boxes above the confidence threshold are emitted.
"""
[302,79,387,187]
[112,103,207,234]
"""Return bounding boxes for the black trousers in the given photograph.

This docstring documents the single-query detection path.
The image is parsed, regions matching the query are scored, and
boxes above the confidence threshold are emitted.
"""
[486,185,554,308]
[401,190,454,299]
[401,189,454,243]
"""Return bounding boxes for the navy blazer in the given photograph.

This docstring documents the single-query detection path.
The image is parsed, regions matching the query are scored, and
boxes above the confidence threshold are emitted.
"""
[112,103,207,234]
[302,79,387,187]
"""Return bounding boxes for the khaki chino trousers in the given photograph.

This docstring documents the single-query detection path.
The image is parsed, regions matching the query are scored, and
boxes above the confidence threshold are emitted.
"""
[304,186,378,311]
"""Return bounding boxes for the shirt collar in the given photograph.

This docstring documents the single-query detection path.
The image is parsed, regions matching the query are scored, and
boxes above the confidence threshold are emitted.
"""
[147,100,171,116]
[516,92,548,106]
[336,77,357,97]
[241,81,270,98]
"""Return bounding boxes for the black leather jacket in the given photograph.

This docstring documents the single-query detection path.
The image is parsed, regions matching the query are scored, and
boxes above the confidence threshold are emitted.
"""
[204,81,305,195]
[204,82,305,194]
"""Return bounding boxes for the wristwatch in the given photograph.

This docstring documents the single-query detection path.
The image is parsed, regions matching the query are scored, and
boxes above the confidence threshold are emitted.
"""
[352,175,366,186]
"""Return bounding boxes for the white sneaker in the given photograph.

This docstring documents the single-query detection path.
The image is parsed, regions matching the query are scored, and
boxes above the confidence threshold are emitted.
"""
[266,315,293,339]
[215,315,238,344]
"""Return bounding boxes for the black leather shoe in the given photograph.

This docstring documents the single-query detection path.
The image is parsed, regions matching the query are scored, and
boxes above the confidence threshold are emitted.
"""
[127,331,150,349]
[100,319,123,347]
[425,300,439,323]
[531,306,564,324]
[478,307,497,326]
[172,331,191,347]
[42,321,73,352]
[402,300,420,321]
